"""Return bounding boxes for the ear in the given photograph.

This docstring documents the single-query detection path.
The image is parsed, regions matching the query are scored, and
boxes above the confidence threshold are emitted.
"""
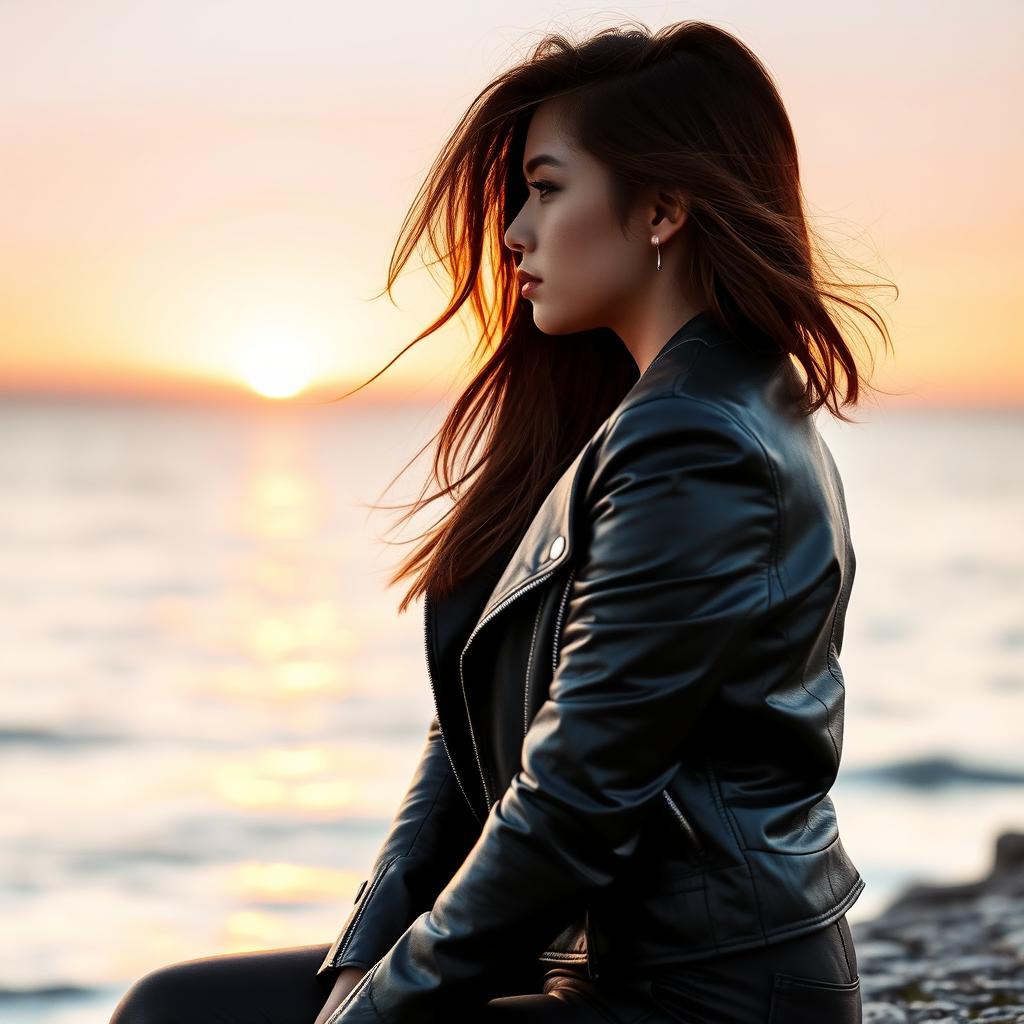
[645,188,689,246]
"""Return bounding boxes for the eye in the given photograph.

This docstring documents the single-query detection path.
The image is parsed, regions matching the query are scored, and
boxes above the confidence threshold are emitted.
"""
[527,179,558,199]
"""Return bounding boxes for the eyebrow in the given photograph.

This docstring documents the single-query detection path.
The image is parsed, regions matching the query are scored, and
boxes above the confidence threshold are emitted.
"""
[523,153,566,175]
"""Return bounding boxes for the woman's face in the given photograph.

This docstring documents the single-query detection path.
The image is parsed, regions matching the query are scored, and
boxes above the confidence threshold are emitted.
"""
[503,98,652,336]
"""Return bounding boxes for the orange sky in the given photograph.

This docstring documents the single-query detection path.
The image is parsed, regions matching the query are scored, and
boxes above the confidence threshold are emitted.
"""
[1,2,1021,406]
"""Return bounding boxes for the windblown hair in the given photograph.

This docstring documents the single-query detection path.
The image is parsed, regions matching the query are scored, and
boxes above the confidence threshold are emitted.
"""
[330,19,896,612]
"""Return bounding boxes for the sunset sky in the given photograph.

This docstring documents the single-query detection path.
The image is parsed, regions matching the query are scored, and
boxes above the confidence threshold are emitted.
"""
[1,0,1020,406]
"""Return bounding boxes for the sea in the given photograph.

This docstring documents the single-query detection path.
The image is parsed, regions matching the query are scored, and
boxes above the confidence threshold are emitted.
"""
[1,394,1021,1023]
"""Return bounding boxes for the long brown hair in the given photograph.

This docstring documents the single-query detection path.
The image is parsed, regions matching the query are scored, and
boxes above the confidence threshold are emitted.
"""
[330,19,896,613]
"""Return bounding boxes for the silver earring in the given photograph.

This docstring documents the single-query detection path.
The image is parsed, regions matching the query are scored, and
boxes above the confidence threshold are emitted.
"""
[650,234,661,271]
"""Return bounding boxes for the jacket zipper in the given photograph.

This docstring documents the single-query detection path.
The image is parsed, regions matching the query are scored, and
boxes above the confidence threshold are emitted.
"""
[550,568,576,675]
[662,789,705,858]
[423,590,485,827]
[522,567,576,738]
[523,598,545,738]
[326,956,383,1022]
[458,558,568,814]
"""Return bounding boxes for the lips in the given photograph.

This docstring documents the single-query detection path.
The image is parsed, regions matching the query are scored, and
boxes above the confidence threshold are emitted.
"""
[518,269,542,285]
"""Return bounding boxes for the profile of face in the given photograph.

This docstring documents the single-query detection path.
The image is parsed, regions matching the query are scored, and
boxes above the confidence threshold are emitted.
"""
[503,97,659,336]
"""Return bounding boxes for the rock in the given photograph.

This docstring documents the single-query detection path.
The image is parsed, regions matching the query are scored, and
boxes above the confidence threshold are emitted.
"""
[905,998,964,1018]
[863,1002,909,1023]
[853,830,1024,1020]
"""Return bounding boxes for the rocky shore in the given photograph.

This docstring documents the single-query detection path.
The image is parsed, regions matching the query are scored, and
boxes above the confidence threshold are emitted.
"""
[853,831,1024,1023]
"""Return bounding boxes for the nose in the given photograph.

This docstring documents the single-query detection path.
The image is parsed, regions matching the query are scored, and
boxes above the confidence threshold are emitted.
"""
[503,205,530,256]
[503,224,522,255]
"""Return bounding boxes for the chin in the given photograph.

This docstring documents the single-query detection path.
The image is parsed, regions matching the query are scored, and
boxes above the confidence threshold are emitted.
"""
[531,306,589,336]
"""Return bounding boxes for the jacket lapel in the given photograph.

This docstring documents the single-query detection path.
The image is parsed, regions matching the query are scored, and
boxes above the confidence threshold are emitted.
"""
[424,537,521,819]
[474,439,590,631]
[426,437,590,681]
[422,438,593,820]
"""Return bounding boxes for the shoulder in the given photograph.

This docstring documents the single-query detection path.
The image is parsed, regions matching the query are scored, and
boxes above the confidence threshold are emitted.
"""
[595,331,787,469]
[575,388,780,592]
[591,390,775,497]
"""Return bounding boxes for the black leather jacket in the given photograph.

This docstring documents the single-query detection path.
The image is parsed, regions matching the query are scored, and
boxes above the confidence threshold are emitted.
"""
[320,311,866,1021]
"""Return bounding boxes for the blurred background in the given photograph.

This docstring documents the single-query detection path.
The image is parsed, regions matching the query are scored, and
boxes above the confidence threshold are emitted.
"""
[2,2,1021,1021]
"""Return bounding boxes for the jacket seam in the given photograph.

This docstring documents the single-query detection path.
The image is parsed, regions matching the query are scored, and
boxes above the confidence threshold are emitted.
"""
[762,874,865,937]
[364,977,386,1023]
[823,480,853,769]
[698,870,717,951]
[402,748,453,857]
[836,915,854,981]
[815,432,851,772]
[706,754,767,942]
[670,392,783,597]
[427,594,485,828]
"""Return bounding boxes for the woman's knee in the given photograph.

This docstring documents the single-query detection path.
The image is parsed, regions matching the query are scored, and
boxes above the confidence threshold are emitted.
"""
[108,962,195,1024]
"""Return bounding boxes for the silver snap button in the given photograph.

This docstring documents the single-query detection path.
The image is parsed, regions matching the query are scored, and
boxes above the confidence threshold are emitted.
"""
[548,535,565,560]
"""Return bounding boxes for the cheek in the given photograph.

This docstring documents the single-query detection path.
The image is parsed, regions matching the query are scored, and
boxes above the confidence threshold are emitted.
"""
[546,201,630,304]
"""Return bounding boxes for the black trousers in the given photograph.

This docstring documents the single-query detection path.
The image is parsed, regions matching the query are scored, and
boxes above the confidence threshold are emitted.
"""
[108,913,860,1023]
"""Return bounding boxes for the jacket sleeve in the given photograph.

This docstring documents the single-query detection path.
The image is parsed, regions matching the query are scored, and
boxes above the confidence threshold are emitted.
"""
[329,396,778,1021]
[316,713,480,981]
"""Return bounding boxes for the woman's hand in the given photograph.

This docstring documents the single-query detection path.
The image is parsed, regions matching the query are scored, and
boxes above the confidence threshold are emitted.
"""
[314,966,367,1024]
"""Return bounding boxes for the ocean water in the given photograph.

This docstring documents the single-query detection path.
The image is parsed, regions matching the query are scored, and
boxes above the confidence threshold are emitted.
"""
[1,395,1021,1023]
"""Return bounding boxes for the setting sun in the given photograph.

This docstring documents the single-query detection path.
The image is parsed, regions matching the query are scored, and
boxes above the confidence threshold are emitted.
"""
[239,337,316,399]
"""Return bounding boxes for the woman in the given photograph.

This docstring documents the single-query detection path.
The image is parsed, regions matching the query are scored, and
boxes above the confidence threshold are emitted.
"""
[110,19,893,1024]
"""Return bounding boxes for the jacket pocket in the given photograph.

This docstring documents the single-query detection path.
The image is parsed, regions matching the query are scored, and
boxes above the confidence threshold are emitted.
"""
[767,971,862,1024]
